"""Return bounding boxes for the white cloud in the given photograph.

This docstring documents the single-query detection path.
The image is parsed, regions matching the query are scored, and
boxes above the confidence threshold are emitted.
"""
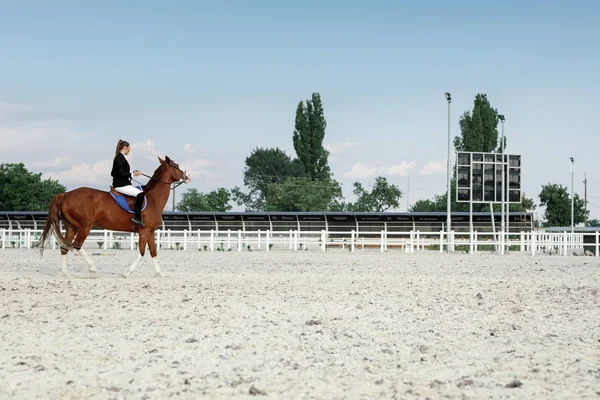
[183,143,196,154]
[420,160,446,176]
[345,161,417,179]
[45,159,112,186]
[380,161,416,176]
[345,163,378,179]
[0,102,30,118]
[32,156,70,169]
[0,103,90,156]
[324,141,364,155]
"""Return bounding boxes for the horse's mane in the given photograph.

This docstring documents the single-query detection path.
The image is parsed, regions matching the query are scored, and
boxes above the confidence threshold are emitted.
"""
[142,162,168,191]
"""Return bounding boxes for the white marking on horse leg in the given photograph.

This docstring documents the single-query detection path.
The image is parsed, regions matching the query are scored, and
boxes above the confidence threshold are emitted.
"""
[78,248,96,272]
[61,254,68,275]
[152,257,165,277]
[123,254,142,278]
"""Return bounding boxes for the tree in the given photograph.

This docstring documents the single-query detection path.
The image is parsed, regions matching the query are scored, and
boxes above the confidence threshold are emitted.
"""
[410,195,447,212]
[265,177,343,212]
[412,93,538,214]
[587,219,600,227]
[176,188,232,212]
[292,93,331,180]
[538,183,588,227]
[231,147,304,211]
[347,177,402,212]
[0,163,66,211]
[454,94,500,153]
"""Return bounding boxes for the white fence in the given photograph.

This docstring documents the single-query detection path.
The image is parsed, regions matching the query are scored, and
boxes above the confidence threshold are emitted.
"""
[0,228,596,256]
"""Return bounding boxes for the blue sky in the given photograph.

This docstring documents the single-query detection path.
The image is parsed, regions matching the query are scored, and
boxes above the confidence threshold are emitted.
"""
[1,1,599,219]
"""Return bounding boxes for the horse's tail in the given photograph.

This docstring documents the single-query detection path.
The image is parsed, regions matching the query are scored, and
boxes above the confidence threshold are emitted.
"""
[35,193,73,256]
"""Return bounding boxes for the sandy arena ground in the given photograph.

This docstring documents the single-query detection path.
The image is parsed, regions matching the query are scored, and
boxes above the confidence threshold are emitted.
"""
[0,248,599,399]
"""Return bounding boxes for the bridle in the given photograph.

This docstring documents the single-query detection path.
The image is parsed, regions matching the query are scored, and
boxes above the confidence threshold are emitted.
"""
[135,163,189,191]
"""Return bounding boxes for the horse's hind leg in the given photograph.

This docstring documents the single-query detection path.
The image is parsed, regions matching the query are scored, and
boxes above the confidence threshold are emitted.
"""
[60,223,77,276]
[73,227,96,273]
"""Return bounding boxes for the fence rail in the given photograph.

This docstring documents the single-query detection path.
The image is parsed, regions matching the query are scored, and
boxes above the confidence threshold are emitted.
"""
[0,228,596,256]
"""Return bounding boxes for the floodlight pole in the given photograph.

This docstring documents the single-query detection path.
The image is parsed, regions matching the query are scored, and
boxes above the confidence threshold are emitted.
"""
[445,92,452,252]
[498,114,505,254]
[571,157,575,234]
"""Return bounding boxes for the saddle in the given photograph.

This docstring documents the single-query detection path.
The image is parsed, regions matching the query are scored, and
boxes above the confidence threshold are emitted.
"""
[109,186,148,214]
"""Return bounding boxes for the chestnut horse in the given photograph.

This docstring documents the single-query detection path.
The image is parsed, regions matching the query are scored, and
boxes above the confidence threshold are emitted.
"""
[35,156,190,277]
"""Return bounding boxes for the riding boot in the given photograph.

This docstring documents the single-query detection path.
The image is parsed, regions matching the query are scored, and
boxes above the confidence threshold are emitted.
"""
[130,193,145,226]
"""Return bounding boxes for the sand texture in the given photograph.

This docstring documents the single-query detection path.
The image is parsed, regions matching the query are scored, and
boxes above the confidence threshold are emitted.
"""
[1,249,599,399]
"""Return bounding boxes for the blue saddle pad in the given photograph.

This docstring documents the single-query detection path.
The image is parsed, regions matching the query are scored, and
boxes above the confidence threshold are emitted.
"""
[110,186,148,214]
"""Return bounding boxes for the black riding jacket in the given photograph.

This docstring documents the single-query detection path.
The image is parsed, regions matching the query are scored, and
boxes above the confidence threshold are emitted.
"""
[111,153,132,187]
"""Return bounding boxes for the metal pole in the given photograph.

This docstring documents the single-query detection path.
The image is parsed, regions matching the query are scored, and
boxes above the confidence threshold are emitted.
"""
[571,158,574,233]
[498,115,505,254]
[445,93,452,252]
[501,119,505,253]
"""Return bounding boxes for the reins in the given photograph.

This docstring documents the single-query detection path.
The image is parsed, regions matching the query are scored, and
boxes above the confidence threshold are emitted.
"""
[133,169,186,191]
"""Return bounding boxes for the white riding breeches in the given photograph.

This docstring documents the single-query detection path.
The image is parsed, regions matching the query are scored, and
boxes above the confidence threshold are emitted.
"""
[114,185,143,197]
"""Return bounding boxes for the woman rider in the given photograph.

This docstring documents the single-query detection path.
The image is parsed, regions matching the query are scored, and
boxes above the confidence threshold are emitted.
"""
[111,139,145,226]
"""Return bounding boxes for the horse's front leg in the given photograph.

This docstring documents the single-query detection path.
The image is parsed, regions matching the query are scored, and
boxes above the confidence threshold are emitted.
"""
[122,232,147,278]
[147,230,165,277]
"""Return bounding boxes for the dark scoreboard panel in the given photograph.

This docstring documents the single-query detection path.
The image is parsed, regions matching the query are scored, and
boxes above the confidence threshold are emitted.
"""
[456,152,521,204]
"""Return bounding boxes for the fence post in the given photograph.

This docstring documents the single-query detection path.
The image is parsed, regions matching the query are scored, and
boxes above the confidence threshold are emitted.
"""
[520,231,524,252]
[563,231,567,256]
[238,230,242,252]
[197,229,201,250]
[266,230,270,252]
[439,230,444,254]
[293,230,298,251]
[210,230,214,251]
[26,229,31,249]
[409,231,414,253]
[130,232,135,250]
[0,228,4,249]
[474,231,478,252]
[258,229,261,250]
[380,230,384,252]
[351,230,355,252]
[227,229,231,251]
[531,231,536,255]
[596,231,599,257]
[469,229,473,254]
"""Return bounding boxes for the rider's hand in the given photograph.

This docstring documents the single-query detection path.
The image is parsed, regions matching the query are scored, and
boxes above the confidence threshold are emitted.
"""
[133,170,142,177]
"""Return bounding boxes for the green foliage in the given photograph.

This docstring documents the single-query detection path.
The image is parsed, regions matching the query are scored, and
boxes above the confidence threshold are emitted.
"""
[587,219,600,227]
[347,176,402,212]
[176,188,232,212]
[234,92,338,212]
[265,177,343,212]
[292,93,330,180]
[412,93,539,214]
[410,195,446,212]
[539,183,587,227]
[454,94,500,153]
[231,147,304,211]
[0,163,66,211]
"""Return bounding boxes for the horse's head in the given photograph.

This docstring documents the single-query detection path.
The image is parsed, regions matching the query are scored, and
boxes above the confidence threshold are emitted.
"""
[158,156,191,184]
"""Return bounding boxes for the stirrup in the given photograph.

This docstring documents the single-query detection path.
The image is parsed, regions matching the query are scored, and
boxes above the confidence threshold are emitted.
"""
[130,216,144,226]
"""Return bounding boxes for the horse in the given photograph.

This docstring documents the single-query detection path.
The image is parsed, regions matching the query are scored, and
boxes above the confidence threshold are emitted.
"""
[35,156,190,277]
